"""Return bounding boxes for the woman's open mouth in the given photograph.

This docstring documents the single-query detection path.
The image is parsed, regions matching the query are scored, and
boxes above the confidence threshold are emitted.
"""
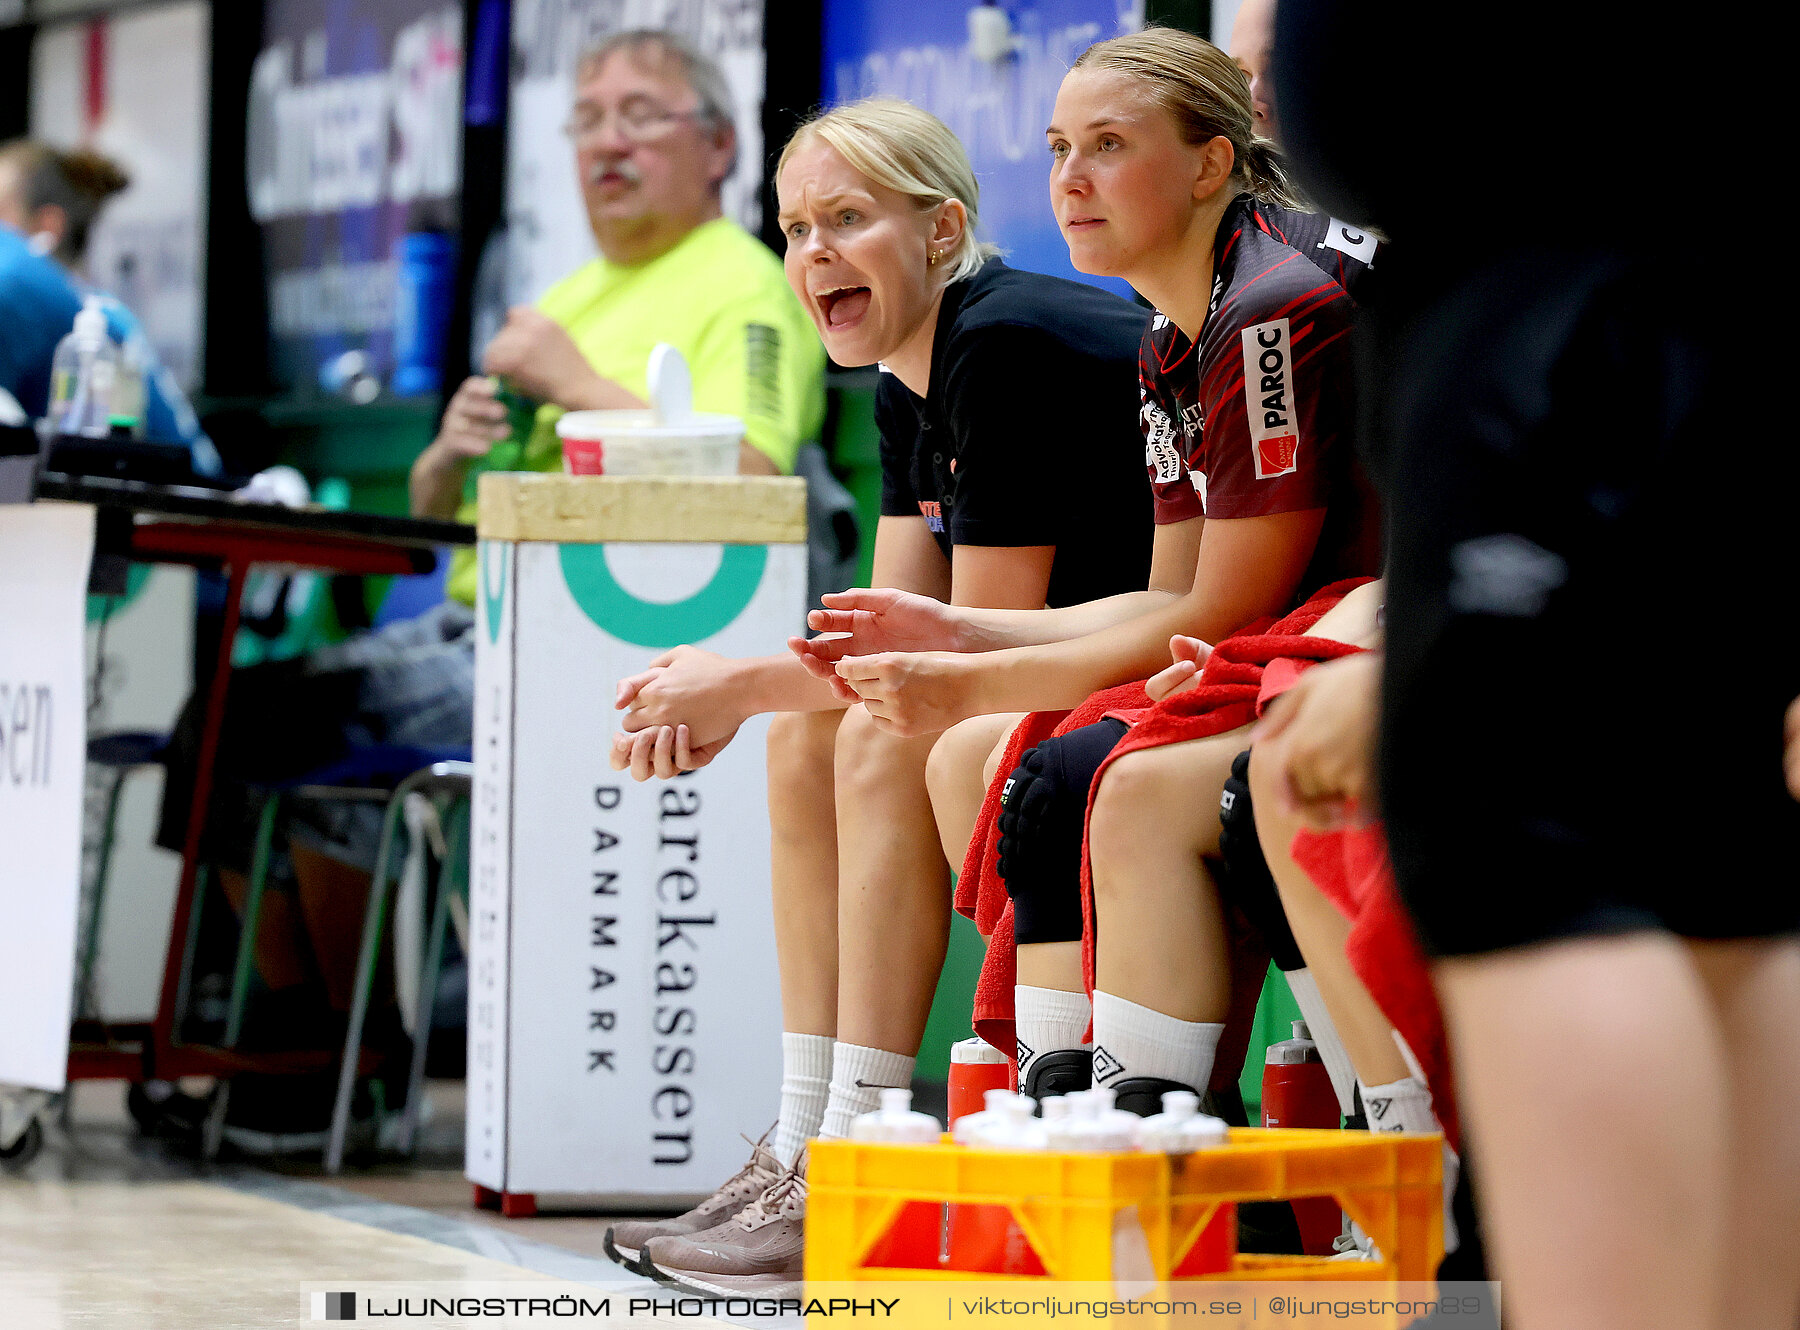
[816,285,872,330]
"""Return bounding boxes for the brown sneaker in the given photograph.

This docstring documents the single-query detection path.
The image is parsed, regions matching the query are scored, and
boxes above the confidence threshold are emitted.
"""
[641,1155,808,1297]
[603,1129,782,1274]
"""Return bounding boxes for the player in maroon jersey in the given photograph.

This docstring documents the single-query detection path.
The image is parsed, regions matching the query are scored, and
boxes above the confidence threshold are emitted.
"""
[795,29,1380,1130]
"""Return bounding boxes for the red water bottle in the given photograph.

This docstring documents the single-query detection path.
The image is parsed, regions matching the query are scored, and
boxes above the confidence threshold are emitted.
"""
[947,1036,1014,1123]
[1262,1019,1343,1255]
[942,1037,1044,1275]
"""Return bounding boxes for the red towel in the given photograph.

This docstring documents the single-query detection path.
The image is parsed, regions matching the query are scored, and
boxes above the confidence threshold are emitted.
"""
[957,579,1372,1061]
[1291,826,1461,1150]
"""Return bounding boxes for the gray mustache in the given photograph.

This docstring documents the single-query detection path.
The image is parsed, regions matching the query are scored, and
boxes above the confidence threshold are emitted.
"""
[588,161,642,186]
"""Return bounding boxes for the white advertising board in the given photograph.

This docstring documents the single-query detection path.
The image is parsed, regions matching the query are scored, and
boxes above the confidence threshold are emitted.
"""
[471,527,795,1201]
[0,504,96,1091]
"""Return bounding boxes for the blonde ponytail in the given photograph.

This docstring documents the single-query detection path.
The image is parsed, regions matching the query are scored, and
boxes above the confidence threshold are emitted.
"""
[1073,26,1304,210]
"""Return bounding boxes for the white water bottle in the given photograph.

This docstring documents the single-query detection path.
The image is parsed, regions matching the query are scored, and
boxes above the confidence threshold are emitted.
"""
[952,1087,1016,1145]
[850,1087,942,1144]
[1042,1095,1084,1150]
[1069,1087,1144,1152]
[1139,1089,1230,1153]
[975,1094,1048,1150]
[44,296,118,439]
[1138,1089,1201,1153]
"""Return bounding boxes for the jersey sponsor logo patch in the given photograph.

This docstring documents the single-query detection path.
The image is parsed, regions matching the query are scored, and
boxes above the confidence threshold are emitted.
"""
[1321,219,1378,265]
[1242,317,1300,480]
[1141,398,1184,484]
[918,500,944,532]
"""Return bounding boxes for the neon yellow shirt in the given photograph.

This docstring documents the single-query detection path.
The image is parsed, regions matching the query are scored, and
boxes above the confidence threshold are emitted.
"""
[446,217,825,605]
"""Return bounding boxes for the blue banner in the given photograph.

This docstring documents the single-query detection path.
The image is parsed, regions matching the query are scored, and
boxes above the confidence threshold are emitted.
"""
[821,1,1143,299]
[248,0,465,395]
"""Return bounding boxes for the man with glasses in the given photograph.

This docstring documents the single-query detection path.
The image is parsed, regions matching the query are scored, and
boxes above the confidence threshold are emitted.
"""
[413,29,826,555]
[149,33,824,1155]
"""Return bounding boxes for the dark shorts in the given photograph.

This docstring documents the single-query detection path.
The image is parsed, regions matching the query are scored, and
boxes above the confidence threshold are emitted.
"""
[1373,249,1800,957]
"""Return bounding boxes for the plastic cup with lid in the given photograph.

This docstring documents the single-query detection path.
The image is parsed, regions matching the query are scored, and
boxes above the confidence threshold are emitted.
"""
[555,343,743,476]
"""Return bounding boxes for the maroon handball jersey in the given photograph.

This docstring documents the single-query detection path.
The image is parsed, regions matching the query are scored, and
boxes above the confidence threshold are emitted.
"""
[1255,202,1381,305]
[1140,194,1380,587]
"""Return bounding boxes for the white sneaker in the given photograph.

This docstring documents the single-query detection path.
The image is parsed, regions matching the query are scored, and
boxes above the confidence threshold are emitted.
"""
[1329,1216,1379,1261]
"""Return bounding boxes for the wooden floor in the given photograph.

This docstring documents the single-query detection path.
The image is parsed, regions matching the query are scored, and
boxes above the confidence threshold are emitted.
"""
[0,1080,694,1328]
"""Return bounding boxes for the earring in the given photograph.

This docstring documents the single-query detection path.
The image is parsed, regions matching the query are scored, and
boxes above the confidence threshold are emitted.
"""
[928,249,940,267]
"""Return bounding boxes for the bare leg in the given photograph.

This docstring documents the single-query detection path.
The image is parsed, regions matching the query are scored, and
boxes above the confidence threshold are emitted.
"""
[766,710,844,1039]
[1087,730,1246,1019]
[1247,756,1409,1084]
[1436,935,1729,1330]
[925,712,1025,871]
[1692,937,1800,1329]
[833,704,952,1055]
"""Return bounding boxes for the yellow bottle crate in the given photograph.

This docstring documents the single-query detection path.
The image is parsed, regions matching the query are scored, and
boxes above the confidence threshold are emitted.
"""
[807,1127,1443,1286]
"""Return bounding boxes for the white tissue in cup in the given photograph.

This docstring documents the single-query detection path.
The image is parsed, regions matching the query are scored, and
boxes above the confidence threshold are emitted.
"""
[554,342,742,476]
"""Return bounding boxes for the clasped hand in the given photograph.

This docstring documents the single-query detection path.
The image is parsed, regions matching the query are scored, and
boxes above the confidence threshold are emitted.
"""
[787,588,977,736]
[609,645,742,781]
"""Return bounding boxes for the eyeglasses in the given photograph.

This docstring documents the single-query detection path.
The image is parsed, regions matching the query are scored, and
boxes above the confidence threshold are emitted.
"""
[561,103,705,145]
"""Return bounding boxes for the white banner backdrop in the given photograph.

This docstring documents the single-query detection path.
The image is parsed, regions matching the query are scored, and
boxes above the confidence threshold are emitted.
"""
[505,0,767,306]
[0,504,97,1091]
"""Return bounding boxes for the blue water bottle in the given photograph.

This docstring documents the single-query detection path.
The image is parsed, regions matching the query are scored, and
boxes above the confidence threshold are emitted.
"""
[392,230,458,397]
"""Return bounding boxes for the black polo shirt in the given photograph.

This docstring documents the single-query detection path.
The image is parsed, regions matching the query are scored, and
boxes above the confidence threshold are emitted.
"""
[876,260,1152,609]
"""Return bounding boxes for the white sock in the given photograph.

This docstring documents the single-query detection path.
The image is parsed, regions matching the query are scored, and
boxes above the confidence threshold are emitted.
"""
[1359,1075,1435,1134]
[1360,1075,1461,1254]
[1282,968,1357,1117]
[1089,991,1223,1090]
[771,1032,832,1167]
[1014,985,1091,1081]
[816,1042,915,1141]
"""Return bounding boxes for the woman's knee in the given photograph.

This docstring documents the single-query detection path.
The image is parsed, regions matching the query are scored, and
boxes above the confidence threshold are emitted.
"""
[1087,752,1161,905]
[1088,747,1181,863]
[767,709,842,792]
[833,703,933,800]
[925,715,997,818]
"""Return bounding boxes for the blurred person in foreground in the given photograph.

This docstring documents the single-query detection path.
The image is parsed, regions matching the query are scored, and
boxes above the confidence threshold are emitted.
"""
[1273,4,1798,1327]
[0,140,220,473]
[151,30,823,1152]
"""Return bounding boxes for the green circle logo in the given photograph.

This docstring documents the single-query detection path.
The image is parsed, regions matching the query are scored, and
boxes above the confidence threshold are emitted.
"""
[480,541,508,644]
[558,543,767,649]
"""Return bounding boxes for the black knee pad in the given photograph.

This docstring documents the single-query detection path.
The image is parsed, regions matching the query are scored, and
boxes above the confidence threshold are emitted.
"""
[1215,748,1306,972]
[996,717,1129,945]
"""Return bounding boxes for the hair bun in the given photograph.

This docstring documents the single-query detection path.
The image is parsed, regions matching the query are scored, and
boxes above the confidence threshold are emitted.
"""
[58,148,130,201]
